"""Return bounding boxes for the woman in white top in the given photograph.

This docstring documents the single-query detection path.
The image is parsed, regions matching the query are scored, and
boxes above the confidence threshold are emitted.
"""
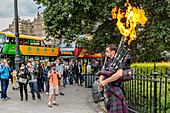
[87,62,92,74]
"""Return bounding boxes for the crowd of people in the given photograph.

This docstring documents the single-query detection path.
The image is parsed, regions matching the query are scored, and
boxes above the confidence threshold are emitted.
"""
[0,57,103,107]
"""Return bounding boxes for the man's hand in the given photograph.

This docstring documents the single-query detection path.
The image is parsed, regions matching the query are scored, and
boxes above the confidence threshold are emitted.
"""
[98,80,106,92]
[98,85,103,92]
[98,80,106,87]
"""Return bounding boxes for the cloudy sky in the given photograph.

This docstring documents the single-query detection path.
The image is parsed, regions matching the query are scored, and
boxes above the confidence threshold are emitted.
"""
[0,0,45,31]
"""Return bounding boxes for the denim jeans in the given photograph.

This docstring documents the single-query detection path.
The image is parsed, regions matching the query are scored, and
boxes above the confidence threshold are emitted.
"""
[29,82,41,99]
[63,77,67,87]
[81,74,85,83]
[37,78,41,92]
[69,74,73,85]
[45,81,49,93]
[1,79,9,99]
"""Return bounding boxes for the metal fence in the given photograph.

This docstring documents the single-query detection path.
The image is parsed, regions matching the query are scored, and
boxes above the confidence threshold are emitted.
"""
[122,63,170,113]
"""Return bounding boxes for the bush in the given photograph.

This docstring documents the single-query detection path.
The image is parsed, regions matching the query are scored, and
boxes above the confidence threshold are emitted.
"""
[130,62,170,77]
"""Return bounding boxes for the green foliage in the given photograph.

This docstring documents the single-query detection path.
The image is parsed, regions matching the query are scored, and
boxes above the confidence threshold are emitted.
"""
[130,62,170,76]
[123,78,170,112]
[33,0,169,62]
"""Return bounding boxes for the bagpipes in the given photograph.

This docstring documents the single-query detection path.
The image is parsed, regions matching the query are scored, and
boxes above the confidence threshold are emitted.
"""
[96,36,133,82]
[92,36,134,105]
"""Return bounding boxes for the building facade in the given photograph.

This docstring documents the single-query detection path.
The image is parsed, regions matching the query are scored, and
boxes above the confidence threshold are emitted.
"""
[8,12,46,37]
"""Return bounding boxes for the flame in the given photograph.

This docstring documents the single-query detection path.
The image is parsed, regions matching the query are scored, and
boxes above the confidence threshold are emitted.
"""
[111,0,148,45]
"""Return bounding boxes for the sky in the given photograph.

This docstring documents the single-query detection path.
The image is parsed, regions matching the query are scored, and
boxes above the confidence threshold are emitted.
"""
[0,0,45,31]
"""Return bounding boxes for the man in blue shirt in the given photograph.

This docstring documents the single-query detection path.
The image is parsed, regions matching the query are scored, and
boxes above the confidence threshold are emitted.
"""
[0,59,11,101]
[56,58,65,95]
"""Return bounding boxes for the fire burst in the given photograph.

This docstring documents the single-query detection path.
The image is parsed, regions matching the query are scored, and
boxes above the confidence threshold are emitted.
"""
[112,0,148,45]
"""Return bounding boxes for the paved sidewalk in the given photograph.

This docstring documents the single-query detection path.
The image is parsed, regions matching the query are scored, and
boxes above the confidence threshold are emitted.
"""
[0,82,104,113]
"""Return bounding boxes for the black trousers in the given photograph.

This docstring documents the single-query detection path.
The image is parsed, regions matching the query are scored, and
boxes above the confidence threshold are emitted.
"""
[76,73,82,84]
[19,83,28,99]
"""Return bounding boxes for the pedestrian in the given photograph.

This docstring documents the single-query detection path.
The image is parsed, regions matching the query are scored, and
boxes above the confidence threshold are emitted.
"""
[87,62,92,74]
[68,63,74,85]
[35,60,43,93]
[63,66,68,87]
[75,62,83,86]
[98,44,128,113]
[41,60,46,93]
[0,59,11,101]
[48,63,61,107]
[7,58,13,84]
[73,61,78,83]
[17,61,28,101]
[56,58,65,95]
[27,62,41,101]
[81,60,86,83]
[43,62,51,94]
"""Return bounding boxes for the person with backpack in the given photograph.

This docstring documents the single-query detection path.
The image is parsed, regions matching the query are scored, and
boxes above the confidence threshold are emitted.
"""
[47,63,61,107]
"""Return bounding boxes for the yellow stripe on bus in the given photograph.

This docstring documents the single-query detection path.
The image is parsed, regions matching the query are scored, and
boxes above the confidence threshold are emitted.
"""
[0,32,43,41]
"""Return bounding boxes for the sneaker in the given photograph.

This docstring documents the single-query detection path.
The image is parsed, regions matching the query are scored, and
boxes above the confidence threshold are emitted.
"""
[53,103,59,106]
[7,97,10,99]
[4,97,8,101]
[1,98,7,101]
[48,104,52,107]
[32,98,35,100]
[60,92,64,96]
[46,92,48,95]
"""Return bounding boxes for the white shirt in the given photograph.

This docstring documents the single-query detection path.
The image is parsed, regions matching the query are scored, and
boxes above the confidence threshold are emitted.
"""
[87,65,92,73]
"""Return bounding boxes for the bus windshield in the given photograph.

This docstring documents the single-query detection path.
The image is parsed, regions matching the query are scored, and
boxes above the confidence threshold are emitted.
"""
[0,34,6,44]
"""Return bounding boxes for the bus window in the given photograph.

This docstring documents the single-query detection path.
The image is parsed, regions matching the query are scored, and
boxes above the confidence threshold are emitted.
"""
[6,37,15,44]
[30,40,40,46]
[6,36,10,43]
[10,37,15,44]
[0,34,6,44]
[41,41,46,47]
[20,39,29,45]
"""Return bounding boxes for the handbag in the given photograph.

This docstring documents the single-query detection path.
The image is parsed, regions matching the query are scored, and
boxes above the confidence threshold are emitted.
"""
[18,77,27,84]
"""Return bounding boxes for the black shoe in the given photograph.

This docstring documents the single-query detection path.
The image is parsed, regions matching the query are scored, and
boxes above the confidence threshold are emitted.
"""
[7,97,10,99]
[60,92,64,96]
[32,98,35,100]
[20,98,23,101]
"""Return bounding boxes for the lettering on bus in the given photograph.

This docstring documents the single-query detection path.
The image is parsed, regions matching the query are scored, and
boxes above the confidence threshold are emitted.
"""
[61,51,73,55]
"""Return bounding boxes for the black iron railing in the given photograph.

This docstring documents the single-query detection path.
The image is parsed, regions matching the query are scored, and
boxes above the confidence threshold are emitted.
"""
[122,63,170,113]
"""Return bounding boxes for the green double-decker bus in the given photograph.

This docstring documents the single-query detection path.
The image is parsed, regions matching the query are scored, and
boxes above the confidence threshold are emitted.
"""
[0,32,59,69]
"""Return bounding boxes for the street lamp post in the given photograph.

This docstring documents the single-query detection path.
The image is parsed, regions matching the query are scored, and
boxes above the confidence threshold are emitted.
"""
[14,0,20,70]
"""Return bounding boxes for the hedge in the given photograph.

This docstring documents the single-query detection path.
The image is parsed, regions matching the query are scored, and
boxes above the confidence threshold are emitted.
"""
[130,62,170,76]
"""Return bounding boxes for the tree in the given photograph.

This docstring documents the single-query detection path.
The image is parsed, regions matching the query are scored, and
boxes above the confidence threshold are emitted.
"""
[34,0,169,63]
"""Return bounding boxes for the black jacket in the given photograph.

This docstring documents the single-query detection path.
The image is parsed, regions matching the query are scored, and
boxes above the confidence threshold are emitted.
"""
[63,69,68,78]
[34,65,43,78]
[75,65,82,75]
[17,67,28,79]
